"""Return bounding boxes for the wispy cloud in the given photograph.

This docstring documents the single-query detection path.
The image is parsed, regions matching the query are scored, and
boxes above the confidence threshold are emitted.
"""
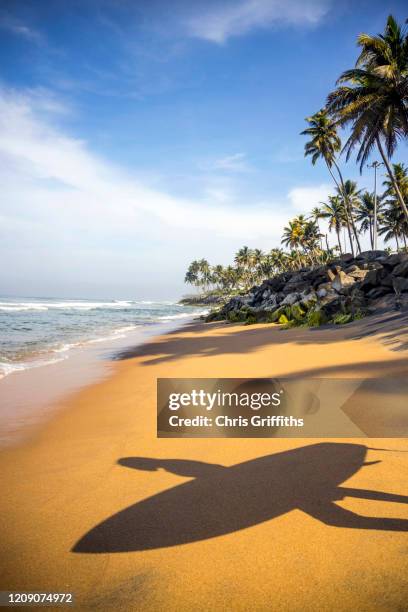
[0,16,43,44]
[0,87,300,296]
[288,184,332,213]
[186,0,331,43]
[213,152,252,173]
[1,87,347,296]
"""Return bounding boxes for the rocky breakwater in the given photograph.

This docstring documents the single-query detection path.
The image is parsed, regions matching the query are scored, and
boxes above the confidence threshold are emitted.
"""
[206,250,408,327]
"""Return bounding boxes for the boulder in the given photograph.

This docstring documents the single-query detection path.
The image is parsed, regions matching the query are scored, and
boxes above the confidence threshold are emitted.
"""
[319,294,343,317]
[383,252,408,268]
[356,250,387,261]
[339,253,354,263]
[299,290,317,308]
[280,292,300,306]
[331,270,356,293]
[368,294,397,313]
[380,273,394,288]
[347,269,370,281]
[327,268,336,282]
[392,259,408,278]
[344,264,360,274]
[348,287,366,311]
[316,282,332,298]
[392,276,408,294]
[360,268,382,289]
[366,286,391,300]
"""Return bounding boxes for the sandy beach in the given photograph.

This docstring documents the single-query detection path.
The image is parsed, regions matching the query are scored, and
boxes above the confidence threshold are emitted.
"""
[1,315,408,611]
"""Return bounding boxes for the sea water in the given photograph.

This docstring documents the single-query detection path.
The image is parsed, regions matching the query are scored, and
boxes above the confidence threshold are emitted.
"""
[0,296,206,379]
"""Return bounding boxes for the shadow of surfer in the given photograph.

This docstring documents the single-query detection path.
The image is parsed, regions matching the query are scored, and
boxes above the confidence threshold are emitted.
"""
[73,443,408,553]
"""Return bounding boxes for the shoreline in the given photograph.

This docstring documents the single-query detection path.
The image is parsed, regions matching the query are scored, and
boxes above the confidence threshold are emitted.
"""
[0,315,204,448]
[1,309,407,449]
[1,314,408,610]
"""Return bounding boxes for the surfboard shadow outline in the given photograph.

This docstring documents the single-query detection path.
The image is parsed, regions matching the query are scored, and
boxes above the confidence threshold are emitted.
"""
[72,443,408,553]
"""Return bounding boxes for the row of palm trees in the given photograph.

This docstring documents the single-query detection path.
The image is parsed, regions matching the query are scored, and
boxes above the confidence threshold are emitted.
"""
[307,164,408,254]
[184,244,336,294]
[301,15,408,257]
[184,15,408,295]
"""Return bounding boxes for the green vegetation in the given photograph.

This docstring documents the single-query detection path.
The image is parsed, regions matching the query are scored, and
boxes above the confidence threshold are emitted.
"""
[184,16,408,315]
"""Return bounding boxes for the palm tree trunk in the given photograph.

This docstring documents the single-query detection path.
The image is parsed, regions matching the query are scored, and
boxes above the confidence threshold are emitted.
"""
[403,233,407,249]
[370,220,374,249]
[317,221,323,249]
[337,230,342,254]
[395,234,400,250]
[326,162,355,256]
[332,160,362,254]
[376,136,408,225]
[325,234,329,251]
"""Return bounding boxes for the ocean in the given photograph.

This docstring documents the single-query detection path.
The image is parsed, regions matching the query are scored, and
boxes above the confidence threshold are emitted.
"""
[0,296,206,379]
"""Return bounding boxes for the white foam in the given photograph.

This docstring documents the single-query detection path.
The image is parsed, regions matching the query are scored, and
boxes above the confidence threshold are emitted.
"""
[0,300,133,312]
[157,310,208,320]
[0,356,67,379]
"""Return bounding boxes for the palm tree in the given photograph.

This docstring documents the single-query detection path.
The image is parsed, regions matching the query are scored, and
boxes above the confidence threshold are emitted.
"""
[310,206,327,249]
[335,180,362,252]
[320,195,346,253]
[269,248,287,274]
[227,266,239,290]
[382,162,408,248]
[184,269,197,289]
[184,260,200,292]
[355,191,384,248]
[327,15,408,225]
[198,259,212,292]
[281,217,305,266]
[234,246,255,290]
[383,162,408,201]
[284,250,300,271]
[302,220,323,264]
[379,203,407,250]
[301,109,361,254]
[211,264,225,290]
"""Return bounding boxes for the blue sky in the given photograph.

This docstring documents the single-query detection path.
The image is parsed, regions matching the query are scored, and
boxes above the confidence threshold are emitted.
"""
[0,0,407,298]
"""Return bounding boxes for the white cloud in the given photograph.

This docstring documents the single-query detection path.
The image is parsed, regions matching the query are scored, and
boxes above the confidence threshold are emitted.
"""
[1,87,347,297]
[0,89,279,238]
[186,0,331,43]
[213,152,252,173]
[0,17,43,44]
[288,184,332,213]
[0,87,300,297]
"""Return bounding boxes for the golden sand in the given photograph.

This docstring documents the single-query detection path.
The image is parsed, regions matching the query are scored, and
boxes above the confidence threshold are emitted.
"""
[0,318,408,611]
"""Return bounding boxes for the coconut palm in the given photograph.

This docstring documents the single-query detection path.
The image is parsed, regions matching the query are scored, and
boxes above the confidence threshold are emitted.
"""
[382,162,408,248]
[184,269,198,289]
[269,248,287,274]
[281,217,305,266]
[355,191,384,248]
[320,195,346,254]
[301,109,361,254]
[184,260,200,291]
[211,264,225,290]
[327,15,408,224]
[335,180,362,252]
[197,259,212,292]
[383,162,408,201]
[234,246,255,290]
[309,206,327,249]
[219,265,239,291]
[302,220,323,263]
[379,203,407,249]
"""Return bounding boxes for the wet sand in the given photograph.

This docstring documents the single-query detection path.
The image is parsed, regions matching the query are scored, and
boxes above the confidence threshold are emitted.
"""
[0,315,408,611]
